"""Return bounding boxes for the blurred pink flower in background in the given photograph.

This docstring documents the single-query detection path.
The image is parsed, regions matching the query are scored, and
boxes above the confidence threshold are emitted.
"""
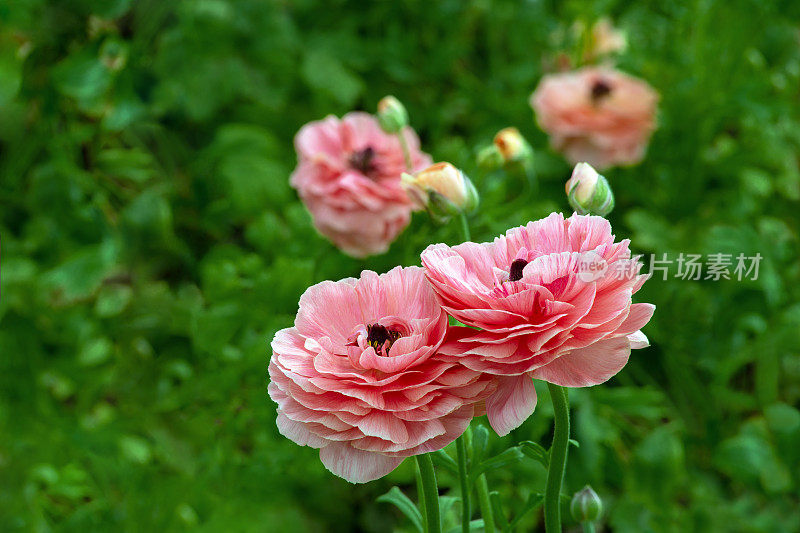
[268,267,494,483]
[290,112,431,257]
[530,67,658,169]
[421,213,654,436]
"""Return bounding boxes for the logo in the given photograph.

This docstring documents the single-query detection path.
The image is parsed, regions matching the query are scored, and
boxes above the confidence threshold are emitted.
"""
[577,251,608,282]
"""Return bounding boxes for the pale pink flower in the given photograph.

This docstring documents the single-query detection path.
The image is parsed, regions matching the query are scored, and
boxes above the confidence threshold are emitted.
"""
[268,266,494,483]
[421,213,654,436]
[291,112,432,258]
[530,67,658,169]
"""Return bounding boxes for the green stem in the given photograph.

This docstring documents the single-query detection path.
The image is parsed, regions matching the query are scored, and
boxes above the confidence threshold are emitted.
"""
[476,474,495,533]
[544,383,570,533]
[456,436,471,533]
[582,522,597,533]
[398,132,413,171]
[415,460,428,533]
[459,212,471,242]
[416,454,441,533]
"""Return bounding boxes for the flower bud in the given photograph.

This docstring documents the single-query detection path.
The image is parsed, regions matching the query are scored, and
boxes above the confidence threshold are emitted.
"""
[571,485,603,524]
[493,127,531,164]
[376,96,409,134]
[476,144,504,171]
[402,162,479,222]
[566,162,614,216]
[589,18,627,59]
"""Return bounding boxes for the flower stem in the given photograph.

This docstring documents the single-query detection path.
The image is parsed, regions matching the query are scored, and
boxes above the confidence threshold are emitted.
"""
[415,460,428,533]
[456,436,471,533]
[582,522,597,533]
[459,212,471,242]
[398,132,413,171]
[544,383,570,533]
[476,474,495,533]
[416,454,441,533]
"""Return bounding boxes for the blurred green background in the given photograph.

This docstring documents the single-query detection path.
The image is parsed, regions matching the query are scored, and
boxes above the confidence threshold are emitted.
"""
[1,0,800,531]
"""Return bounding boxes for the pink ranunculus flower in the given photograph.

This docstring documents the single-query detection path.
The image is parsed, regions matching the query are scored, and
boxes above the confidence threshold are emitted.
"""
[290,112,432,258]
[268,266,494,483]
[421,213,654,436]
[530,67,659,170]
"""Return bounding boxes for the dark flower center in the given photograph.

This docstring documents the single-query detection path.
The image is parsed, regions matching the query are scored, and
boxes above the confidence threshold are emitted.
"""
[366,324,401,354]
[590,79,612,102]
[349,146,377,175]
[508,259,528,282]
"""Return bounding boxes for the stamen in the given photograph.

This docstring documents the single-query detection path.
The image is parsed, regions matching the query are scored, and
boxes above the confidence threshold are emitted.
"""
[508,259,528,282]
[590,80,612,102]
[366,324,401,355]
[349,146,376,175]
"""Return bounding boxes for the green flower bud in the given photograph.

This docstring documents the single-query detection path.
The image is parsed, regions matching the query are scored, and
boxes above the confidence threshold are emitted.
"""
[571,485,603,524]
[376,96,409,133]
[566,162,614,216]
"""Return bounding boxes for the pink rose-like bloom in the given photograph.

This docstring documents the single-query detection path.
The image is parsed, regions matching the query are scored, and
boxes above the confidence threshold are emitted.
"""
[268,266,494,483]
[291,112,432,258]
[421,213,654,436]
[530,67,658,169]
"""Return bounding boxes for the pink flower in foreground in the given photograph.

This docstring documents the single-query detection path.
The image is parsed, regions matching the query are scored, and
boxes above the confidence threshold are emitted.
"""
[530,67,658,169]
[268,266,494,483]
[291,112,432,258]
[421,213,654,436]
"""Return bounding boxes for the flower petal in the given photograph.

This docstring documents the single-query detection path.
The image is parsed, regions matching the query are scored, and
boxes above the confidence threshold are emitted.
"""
[319,443,403,483]
[531,336,631,387]
[485,375,538,436]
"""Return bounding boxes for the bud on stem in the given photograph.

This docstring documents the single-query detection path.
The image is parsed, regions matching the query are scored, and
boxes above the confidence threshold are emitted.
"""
[377,96,409,134]
[402,162,479,224]
[566,162,614,216]
[493,127,532,164]
[571,485,603,525]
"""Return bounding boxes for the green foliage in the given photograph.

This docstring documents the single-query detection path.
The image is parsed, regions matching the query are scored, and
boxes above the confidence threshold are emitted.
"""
[1,0,799,531]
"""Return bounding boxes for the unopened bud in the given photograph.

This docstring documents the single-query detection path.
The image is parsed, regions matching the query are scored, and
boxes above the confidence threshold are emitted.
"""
[476,144,504,171]
[566,162,614,216]
[493,127,531,164]
[402,162,479,222]
[571,485,603,524]
[377,96,408,133]
[589,18,627,59]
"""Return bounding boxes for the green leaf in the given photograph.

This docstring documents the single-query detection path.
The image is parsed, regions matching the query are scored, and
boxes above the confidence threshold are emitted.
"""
[301,50,364,107]
[96,148,157,184]
[471,447,524,483]
[519,441,549,468]
[471,424,489,462]
[489,491,508,529]
[0,50,22,107]
[53,52,112,103]
[119,435,153,464]
[377,487,423,533]
[94,284,133,317]
[41,240,120,303]
[430,449,458,475]
[508,493,544,530]
[78,337,113,366]
[444,519,484,533]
